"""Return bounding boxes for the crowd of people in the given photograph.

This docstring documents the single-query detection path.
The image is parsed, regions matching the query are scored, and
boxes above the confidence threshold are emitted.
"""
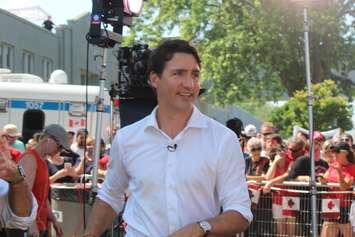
[0,123,111,237]
[226,118,355,237]
[0,38,354,237]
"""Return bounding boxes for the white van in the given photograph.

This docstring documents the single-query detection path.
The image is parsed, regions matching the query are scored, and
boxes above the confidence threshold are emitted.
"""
[0,71,114,143]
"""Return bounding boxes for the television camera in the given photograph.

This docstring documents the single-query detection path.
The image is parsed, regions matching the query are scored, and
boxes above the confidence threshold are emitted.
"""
[86,0,144,47]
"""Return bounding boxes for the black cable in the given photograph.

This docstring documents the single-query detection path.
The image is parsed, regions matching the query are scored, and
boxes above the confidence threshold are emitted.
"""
[82,40,90,229]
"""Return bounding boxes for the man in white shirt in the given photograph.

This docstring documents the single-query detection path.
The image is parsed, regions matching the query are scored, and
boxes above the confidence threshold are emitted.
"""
[0,137,37,235]
[70,129,88,161]
[84,39,252,237]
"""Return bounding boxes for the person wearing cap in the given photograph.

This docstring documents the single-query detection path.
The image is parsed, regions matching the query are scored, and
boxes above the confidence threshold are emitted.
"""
[241,124,257,152]
[243,124,257,138]
[319,141,355,237]
[3,124,25,152]
[0,134,38,236]
[19,124,67,237]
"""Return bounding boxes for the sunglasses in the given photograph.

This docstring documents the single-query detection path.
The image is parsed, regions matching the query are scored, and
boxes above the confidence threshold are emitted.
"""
[262,132,273,137]
[288,148,302,154]
[250,147,262,152]
[49,136,62,150]
[331,149,348,154]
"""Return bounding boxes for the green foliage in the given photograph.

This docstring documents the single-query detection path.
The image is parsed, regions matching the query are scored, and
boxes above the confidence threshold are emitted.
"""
[268,80,353,137]
[126,0,355,105]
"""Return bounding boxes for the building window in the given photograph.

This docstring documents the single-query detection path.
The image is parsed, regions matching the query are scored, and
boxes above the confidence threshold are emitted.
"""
[42,57,53,80]
[23,51,35,73]
[0,43,15,70]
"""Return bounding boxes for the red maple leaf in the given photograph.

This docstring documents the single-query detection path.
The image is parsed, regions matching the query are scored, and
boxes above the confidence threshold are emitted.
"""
[327,201,335,210]
[288,198,295,208]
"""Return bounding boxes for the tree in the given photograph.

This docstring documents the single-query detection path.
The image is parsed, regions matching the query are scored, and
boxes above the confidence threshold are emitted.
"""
[126,0,355,105]
[268,80,353,137]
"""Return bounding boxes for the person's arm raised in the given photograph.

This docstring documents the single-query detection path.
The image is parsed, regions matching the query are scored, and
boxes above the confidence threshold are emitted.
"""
[0,150,32,217]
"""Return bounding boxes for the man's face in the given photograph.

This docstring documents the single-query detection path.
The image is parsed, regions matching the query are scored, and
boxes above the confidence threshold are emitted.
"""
[265,136,279,152]
[77,134,86,148]
[149,53,200,113]
[341,136,353,147]
[67,133,74,145]
[288,142,304,159]
[260,126,274,145]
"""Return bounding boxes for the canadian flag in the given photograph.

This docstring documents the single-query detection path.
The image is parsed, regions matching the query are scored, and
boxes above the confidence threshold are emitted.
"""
[321,193,340,220]
[69,118,86,128]
[281,190,300,217]
[248,183,261,205]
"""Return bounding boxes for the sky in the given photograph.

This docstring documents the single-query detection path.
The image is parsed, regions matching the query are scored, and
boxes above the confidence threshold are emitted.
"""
[0,0,92,25]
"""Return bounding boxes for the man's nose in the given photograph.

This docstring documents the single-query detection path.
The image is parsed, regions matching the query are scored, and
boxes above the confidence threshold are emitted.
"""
[182,75,195,89]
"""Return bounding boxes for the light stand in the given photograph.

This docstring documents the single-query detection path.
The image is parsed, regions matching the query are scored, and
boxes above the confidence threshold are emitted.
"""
[290,0,318,235]
[91,47,108,193]
[302,6,318,237]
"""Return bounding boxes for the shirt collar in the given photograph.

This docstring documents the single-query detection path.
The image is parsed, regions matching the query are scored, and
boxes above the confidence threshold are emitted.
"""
[144,105,208,131]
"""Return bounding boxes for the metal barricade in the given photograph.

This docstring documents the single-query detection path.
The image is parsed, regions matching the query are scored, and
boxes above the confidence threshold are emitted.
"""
[50,182,126,237]
[246,181,354,237]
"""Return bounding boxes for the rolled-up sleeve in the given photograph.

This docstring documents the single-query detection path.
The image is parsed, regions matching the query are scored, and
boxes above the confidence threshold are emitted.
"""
[3,192,38,230]
[97,134,129,214]
[216,135,253,223]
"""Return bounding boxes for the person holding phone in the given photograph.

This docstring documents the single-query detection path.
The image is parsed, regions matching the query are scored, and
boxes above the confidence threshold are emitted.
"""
[46,152,78,184]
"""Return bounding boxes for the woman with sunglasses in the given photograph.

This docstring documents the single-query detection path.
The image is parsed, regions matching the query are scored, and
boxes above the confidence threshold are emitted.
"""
[245,137,269,182]
[18,125,68,237]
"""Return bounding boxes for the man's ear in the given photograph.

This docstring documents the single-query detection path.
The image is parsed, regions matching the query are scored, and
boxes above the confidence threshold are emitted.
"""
[149,72,159,89]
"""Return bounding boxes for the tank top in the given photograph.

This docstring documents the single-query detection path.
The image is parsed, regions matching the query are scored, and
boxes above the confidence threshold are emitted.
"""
[24,149,49,231]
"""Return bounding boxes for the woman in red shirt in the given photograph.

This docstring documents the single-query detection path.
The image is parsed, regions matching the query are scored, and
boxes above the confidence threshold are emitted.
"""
[320,141,355,237]
[19,125,67,237]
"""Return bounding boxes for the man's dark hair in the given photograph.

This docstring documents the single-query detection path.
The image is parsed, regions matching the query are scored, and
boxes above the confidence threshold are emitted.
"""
[226,117,244,138]
[76,128,88,137]
[147,39,201,76]
[269,133,283,145]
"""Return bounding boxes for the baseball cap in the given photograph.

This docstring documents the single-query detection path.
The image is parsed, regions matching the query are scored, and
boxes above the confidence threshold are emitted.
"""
[44,124,70,151]
[242,124,257,137]
[313,131,325,143]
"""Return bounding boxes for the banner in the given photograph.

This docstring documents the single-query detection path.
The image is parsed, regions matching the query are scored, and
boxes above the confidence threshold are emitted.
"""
[321,193,340,220]
[281,190,300,217]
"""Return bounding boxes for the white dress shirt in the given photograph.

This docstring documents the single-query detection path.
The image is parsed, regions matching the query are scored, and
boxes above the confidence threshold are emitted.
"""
[0,179,38,230]
[98,106,252,237]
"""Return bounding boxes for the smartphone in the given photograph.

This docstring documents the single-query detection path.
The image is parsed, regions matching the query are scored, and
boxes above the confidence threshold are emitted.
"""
[64,162,72,169]
[87,147,94,157]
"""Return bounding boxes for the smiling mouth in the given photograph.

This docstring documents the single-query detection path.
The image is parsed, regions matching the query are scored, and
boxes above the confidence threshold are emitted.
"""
[178,92,193,97]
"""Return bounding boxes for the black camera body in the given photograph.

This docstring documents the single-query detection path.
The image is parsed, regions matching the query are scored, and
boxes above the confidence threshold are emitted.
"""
[116,43,154,99]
